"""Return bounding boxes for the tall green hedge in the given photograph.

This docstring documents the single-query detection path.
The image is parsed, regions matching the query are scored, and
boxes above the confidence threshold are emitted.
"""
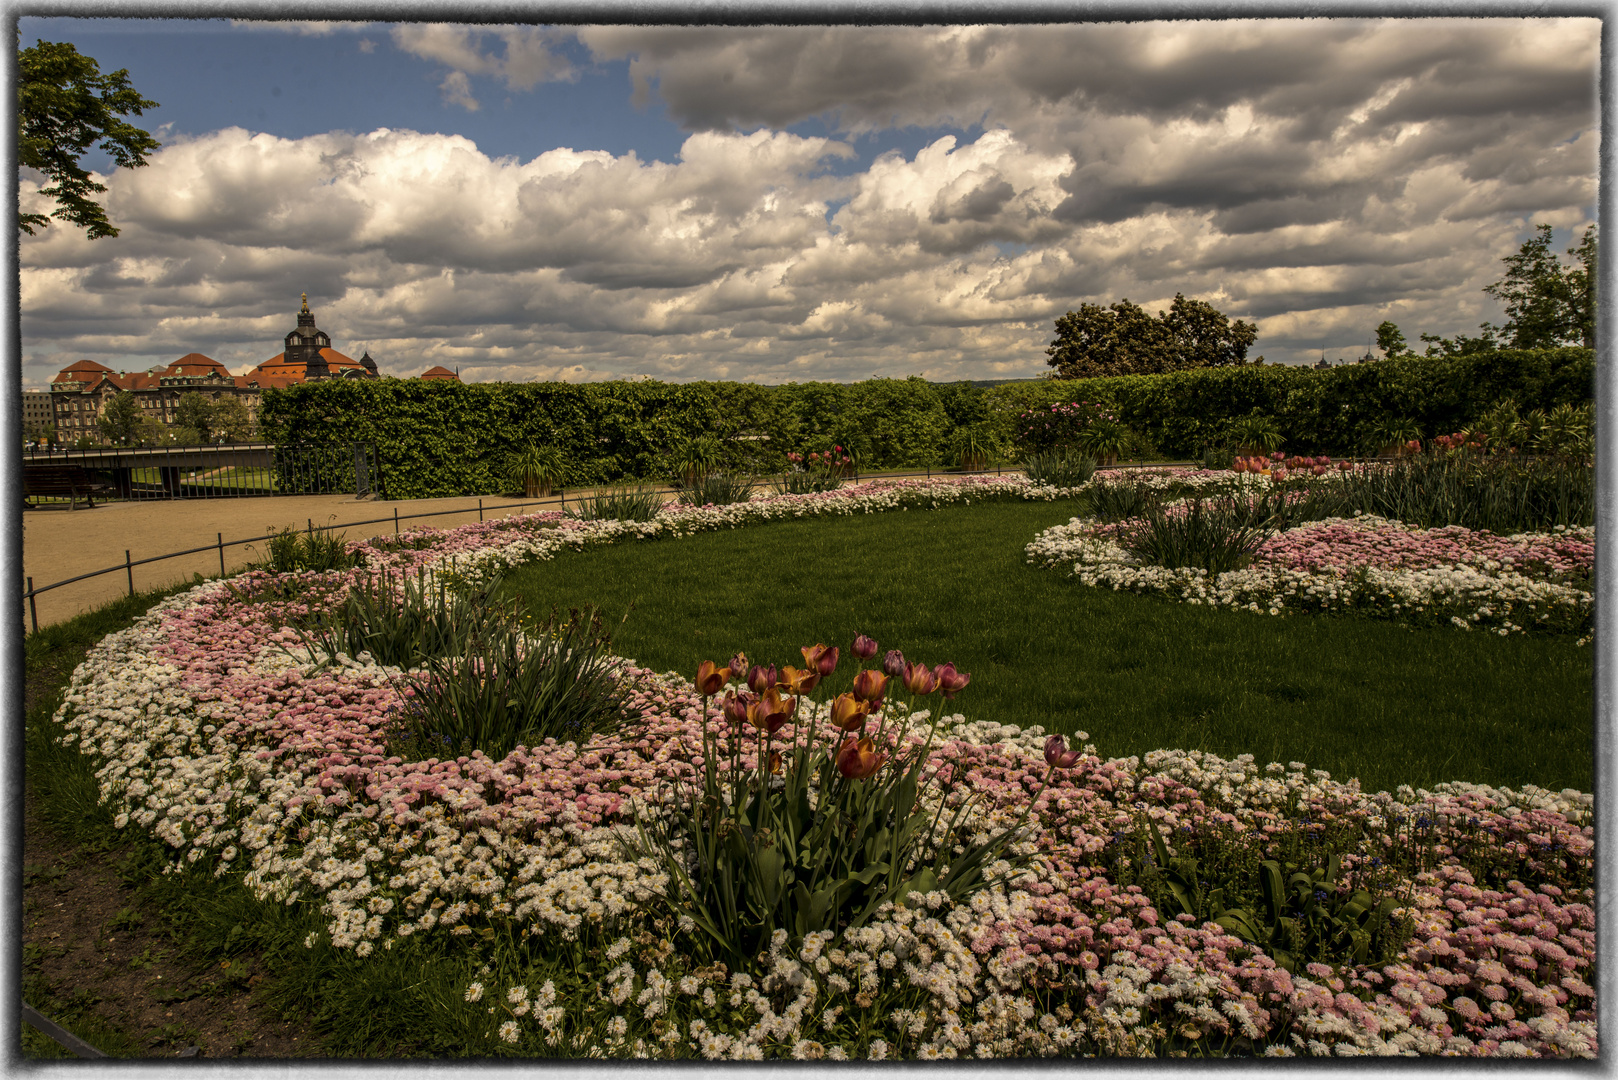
[257,350,1592,499]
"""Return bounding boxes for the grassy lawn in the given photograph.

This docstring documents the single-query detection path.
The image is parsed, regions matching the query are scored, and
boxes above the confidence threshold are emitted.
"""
[501,497,1592,795]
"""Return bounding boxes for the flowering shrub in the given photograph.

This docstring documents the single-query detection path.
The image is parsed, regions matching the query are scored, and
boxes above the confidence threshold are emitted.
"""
[48,474,1597,1058]
[1014,401,1118,455]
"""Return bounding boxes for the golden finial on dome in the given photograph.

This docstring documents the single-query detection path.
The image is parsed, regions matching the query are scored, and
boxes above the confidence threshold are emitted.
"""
[300,292,309,313]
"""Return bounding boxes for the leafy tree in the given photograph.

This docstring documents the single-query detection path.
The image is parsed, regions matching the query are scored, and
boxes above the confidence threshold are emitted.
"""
[18,38,160,239]
[210,395,255,443]
[1483,223,1598,350]
[95,390,140,445]
[1047,293,1257,379]
[1375,321,1410,358]
[1421,323,1500,358]
[174,392,214,441]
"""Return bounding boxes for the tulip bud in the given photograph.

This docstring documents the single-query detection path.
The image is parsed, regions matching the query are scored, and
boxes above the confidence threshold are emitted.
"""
[1310,464,1326,476]
[695,661,731,697]
[882,649,907,678]
[722,690,751,731]
[747,664,777,694]
[829,692,871,732]
[767,750,783,775]
[852,668,888,704]
[903,660,939,696]
[836,736,884,780]
[729,651,747,676]
[801,643,828,669]
[1271,451,1284,461]
[1044,734,1082,769]
[933,663,970,700]
[852,634,878,660]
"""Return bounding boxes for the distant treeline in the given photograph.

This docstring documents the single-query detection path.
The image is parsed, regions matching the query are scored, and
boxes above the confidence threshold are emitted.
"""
[258,348,1593,499]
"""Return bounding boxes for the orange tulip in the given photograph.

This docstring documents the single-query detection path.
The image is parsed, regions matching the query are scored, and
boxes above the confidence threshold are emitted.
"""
[829,692,871,732]
[767,750,783,775]
[777,665,821,694]
[836,736,884,780]
[695,661,732,697]
[801,643,840,677]
[852,668,888,704]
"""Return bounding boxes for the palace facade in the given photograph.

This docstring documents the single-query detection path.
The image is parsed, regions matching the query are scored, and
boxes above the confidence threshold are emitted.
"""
[41,295,380,442]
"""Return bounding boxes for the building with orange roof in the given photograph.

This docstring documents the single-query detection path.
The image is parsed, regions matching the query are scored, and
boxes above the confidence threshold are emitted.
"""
[419,365,460,381]
[39,295,381,444]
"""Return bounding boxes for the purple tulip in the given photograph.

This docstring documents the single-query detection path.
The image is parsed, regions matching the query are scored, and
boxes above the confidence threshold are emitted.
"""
[1044,734,1082,769]
[882,649,907,678]
[933,662,971,700]
[852,633,878,660]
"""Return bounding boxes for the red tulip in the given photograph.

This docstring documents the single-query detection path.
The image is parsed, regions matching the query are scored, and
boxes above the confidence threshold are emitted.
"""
[801,643,830,669]
[837,736,884,779]
[852,668,888,704]
[829,692,871,732]
[748,688,796,734]
[777,665,820,694]
[1310,464,1326,476]
[815,646,840,677]
[852,634,878,660]
[695,661,732,697]
[1044,734,1082,769]
[903,661,939,696]
[933,663,970,700]
[747,664,777,694]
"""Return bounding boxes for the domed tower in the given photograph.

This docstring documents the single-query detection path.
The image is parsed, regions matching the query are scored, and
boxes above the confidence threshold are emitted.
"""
[284,293,332,380]
[359,350,378,377]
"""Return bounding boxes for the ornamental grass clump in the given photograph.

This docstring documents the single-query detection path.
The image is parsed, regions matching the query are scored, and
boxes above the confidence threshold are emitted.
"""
[677,472,756,507]
[386,605,632,762]
[1116,493,1272,574]
[634,637,1056,970]
[1335,453,1593,533]
[296,568,516,670]
[256,520,355,574]
[1020,449,1096,488]
[565,485,666,522]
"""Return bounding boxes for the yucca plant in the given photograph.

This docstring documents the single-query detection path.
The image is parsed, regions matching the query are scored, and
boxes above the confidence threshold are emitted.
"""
[564,485,665,522]
[1227,414,1283,457]
[1084,477,1154,523]
[676,471,756,507]
[671,435,725,487]
[1074,417,1131,465]
[506,443,569,498]
[1541,403,1594,461]
[1472,400,1522,454]
[1021,448,1097,488]
[253,521,355,574]
[949,425,1000,471]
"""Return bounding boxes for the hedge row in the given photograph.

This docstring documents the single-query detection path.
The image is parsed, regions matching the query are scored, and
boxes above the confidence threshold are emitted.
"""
[257,348,1593,499]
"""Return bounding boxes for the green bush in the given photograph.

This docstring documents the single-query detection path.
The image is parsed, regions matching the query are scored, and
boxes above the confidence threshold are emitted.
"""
[253,350,1593,497]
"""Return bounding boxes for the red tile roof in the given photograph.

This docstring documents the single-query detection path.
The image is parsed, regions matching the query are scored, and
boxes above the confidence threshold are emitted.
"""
[419,366,460,380]
[250,347,367,382]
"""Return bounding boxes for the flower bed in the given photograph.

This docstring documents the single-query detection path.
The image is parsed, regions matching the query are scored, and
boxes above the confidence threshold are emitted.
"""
[1027,508,1593,638]
[49,476,1596,1058]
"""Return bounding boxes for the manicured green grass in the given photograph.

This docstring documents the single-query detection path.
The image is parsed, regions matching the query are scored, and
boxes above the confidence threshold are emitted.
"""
[500,498,1593,795]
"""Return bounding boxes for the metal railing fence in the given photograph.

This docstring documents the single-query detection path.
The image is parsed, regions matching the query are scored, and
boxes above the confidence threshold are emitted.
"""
[21,441,381,504]
[21,461,1219,634]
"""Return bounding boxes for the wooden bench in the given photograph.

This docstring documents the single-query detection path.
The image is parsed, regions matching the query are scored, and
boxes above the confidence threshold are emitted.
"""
[22,463,111,510]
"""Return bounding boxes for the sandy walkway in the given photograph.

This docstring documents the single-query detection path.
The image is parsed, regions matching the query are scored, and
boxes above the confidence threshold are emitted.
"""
[21,490,598,631]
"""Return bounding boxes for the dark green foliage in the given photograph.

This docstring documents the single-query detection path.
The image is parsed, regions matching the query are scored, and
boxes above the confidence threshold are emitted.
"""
[1129,820,1412,976]
[95,390,140,445]
[1020,449,1097,487]
[18,39,160,239]
[1484,223,1598,350]
[385,607,631,762]
[256,350,1592,496]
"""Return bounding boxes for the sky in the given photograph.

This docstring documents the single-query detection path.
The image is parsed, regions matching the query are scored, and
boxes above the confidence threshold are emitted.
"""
[16,16,1602,389]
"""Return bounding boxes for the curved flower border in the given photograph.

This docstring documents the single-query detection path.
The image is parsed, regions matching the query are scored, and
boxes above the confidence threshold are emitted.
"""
[51,475,1596,1058]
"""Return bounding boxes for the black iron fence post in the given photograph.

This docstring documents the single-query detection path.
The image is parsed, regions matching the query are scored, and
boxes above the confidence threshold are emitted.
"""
[218,532,226,577]
[27,577,37,634]
[125,551,133,596]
